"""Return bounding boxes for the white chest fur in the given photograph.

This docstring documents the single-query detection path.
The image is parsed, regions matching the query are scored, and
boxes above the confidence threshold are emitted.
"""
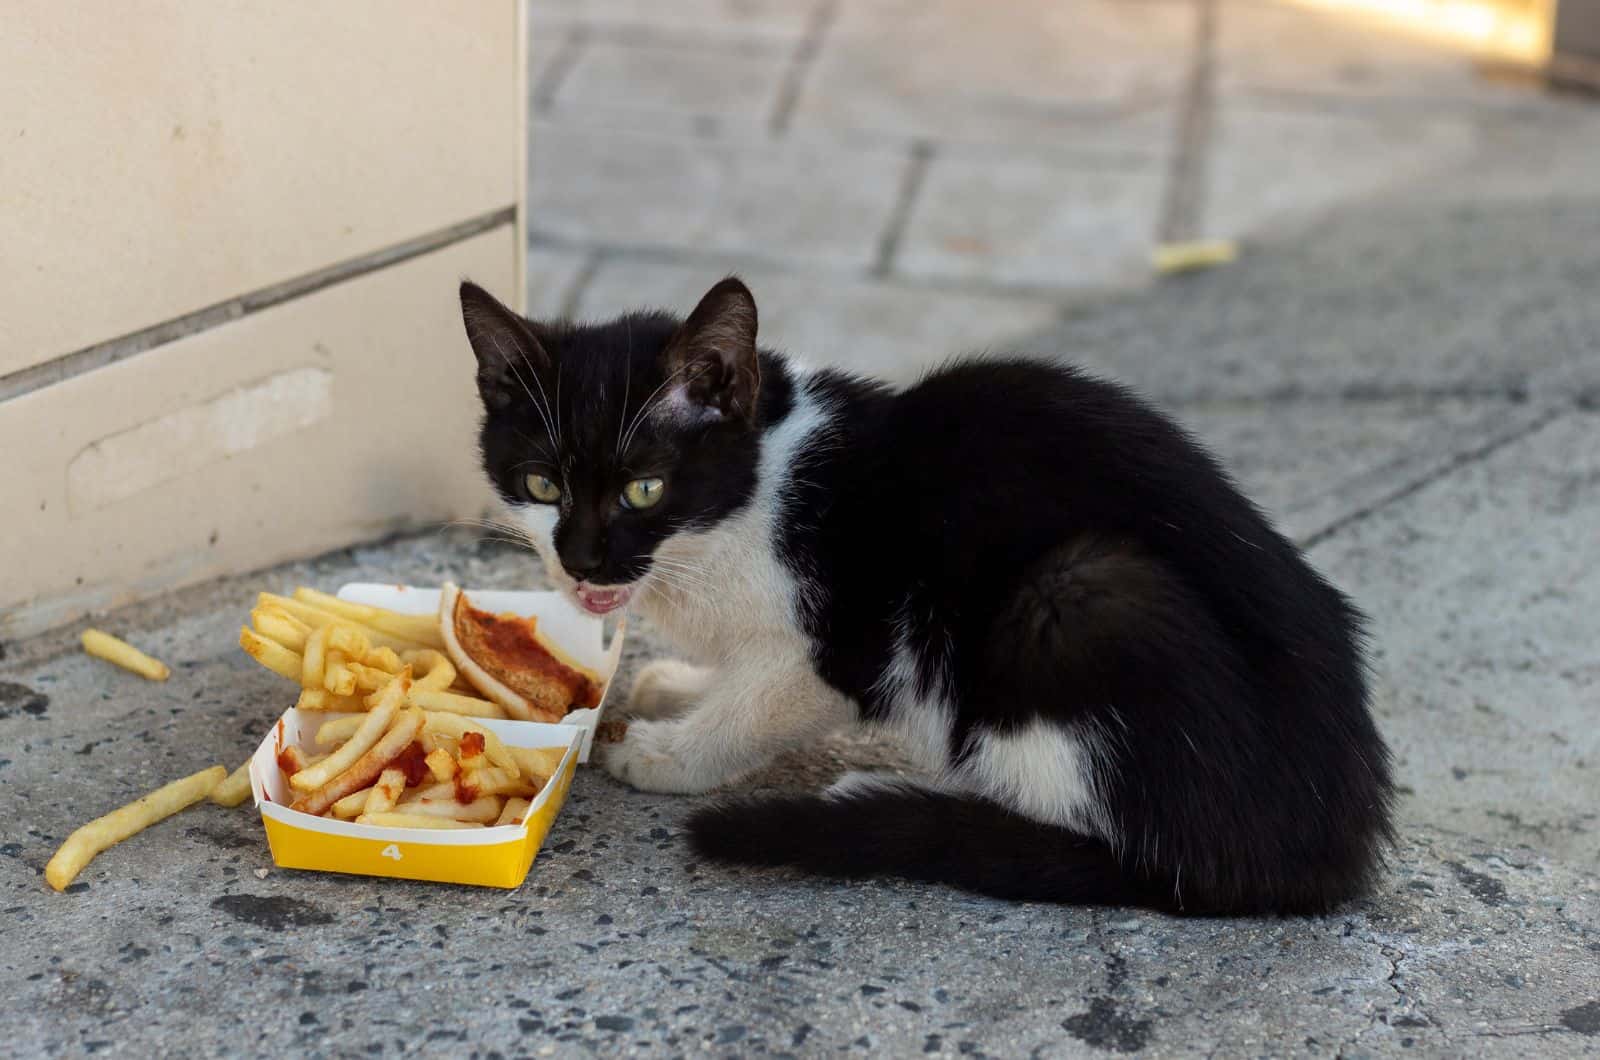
[637,379,833,666]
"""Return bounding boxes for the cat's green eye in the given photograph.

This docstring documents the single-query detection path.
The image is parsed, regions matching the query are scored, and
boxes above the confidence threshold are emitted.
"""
[620,477,665,511]
[524,473,561,504]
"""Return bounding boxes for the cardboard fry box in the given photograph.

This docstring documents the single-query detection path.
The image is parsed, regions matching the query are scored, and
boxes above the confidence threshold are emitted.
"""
[250,710,581,889]
[336,583,626,763]
[246,584,625,888]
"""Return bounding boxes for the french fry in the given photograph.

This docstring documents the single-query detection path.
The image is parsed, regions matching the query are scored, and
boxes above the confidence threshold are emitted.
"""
[300,623,334,692]
[296,689,369,713]
[46,766,225,891]
[323,651,357,696]
[239,626,303,682]
[403,649,457,692]
[291,675,407,793]
[408,688,506,719]
[290,707,424,817]
[276,746,312,775]
[424,748,457,783]
[330,786,376,820]
[292,588,445,650]
[81,629,171,682]
[314,715,366,747]
[459,767,542,800]
[325,624,370,659]
[421,713,518,776]
[397,781,456,804]
[393,796,503,823]
[209,761,255,808]
[355,813,484,830]
[348,662,394,694]
[363,768,408,815]
[249,607,311,652]
[508,746,568,779]
[495,797,531,827]
[365,646,404,673]
[256,593,430,655]
[458,731,487,773]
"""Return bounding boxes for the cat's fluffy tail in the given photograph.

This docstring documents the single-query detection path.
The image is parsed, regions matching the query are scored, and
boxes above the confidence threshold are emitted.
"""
[685,779,1182,911]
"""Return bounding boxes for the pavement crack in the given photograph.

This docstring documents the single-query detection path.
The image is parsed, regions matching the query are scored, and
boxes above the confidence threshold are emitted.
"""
[1299,401,1566,549]
[530,24,589,113]
[1157,0,1218,243]
[769,0,838,136]
[872,140,935,279]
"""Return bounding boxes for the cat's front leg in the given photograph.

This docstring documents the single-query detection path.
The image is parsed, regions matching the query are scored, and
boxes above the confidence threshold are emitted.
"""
[600,648,854,794]
[625,659,713,720]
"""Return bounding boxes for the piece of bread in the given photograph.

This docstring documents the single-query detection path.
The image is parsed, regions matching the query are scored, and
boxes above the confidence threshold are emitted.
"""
[438,582,605,723]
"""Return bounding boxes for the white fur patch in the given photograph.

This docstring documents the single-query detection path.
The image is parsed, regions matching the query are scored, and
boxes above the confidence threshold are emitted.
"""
[514,502,566,589]
[601,371,858,793]
[636,372,834,658]
[869,598,957,773]
[958,720,1119,846]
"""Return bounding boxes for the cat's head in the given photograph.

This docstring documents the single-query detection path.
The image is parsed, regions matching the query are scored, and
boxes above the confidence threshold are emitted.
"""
[459,277,766,616]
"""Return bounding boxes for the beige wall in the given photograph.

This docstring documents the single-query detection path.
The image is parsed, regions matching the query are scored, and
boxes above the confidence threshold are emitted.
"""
[1,3,525,638]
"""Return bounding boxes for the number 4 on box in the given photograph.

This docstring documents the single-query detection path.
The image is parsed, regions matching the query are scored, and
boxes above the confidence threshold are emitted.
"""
[381,844,402,861]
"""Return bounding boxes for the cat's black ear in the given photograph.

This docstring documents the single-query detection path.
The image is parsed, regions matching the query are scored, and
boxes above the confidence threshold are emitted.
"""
[662,277,760,423]
[459,281,550,410]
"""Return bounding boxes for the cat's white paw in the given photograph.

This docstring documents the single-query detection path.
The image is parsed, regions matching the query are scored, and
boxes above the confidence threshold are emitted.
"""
[599,719,723,794]
[625,659,709,720]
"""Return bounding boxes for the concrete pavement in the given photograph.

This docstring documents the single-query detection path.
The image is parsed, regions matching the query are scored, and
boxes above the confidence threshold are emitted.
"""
[3,1,1600,1056]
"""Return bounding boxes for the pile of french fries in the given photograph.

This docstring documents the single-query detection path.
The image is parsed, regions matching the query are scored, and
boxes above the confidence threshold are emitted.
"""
[278,671,562,829]
[233,587,563,828]
[238,587,514,720]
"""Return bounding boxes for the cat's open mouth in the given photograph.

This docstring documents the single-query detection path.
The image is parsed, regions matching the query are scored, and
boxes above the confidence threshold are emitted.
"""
[573,583,632,616]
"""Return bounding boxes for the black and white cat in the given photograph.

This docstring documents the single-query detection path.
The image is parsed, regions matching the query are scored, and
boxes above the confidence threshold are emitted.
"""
[459,277,1394,914]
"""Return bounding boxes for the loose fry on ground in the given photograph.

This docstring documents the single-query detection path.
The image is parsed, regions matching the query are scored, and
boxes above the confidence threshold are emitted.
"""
[495,798,532,827]
[81,629,171,682]
[407,688,507,719]
[210,761,254,807]
[292,588,445,649]
[424,748,457,783]
[1153,239,1239,275]
[239,626,303,681]
[315,715,366,747]
[404,649,457,691]
[508,746,568,778]
[422,713,518,775]
[250,607,310,652]
[395,796,503,822]
[290,708,425,817]
[355,813,484,830]
[46,766,225,891]
[363,768,408,815]
[291,675,408,792]
[330,786,377,820]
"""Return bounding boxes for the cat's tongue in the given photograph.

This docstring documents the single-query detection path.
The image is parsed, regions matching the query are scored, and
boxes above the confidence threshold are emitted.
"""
[575,584,631,615]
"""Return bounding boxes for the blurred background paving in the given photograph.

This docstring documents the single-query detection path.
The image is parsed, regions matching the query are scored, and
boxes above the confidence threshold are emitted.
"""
[3,1,1600,1056]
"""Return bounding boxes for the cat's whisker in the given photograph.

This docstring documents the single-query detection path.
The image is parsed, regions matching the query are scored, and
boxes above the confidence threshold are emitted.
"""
[614,319,633,462]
